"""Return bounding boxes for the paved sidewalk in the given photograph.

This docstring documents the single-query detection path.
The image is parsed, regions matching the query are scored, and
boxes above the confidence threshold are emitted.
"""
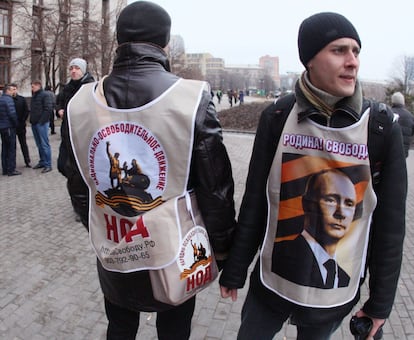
[0,129,413,339]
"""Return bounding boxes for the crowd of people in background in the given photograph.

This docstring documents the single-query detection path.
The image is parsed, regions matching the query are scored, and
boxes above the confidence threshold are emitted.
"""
[0,57,94,178]
[1,81,413,178]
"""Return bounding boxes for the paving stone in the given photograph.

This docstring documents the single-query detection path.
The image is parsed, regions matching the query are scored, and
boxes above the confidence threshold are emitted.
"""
[0,122,413,339]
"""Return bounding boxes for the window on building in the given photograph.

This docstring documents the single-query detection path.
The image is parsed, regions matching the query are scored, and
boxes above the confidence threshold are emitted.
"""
[0,2,11,88]
[0,6,11,45]
[0,48,10,88]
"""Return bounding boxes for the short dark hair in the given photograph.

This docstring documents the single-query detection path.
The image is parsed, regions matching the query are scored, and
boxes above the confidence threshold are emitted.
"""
[3,84,14,92]
[31,80,42,86]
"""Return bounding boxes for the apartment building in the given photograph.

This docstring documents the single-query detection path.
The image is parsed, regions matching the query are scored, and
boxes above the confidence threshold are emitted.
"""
[0,0,126,96]
[259,55,280,88]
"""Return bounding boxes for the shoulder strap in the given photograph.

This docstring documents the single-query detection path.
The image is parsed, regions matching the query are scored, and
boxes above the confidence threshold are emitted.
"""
[366,100,394,186]
[270,93,296,142]
[261,93,296,154]
[273,93,296,115]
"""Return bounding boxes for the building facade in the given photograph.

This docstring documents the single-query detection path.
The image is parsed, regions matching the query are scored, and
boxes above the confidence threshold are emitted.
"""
[1,0,126,96]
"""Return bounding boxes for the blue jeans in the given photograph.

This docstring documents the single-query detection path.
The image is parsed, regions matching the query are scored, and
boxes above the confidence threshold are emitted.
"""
[32,122,51,168]
[237,287,343,340]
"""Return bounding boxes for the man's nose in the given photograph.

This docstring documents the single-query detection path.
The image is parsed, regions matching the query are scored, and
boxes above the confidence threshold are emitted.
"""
[333,205,346,220]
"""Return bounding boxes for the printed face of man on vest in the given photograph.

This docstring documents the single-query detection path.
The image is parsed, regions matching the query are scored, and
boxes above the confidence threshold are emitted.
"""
[302,169,357,255]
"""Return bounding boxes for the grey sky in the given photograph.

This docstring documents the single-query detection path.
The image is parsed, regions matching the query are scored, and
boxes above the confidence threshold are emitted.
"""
[127,0,414,82]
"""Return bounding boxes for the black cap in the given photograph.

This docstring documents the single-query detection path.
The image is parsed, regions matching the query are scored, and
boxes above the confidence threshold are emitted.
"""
[116,1,171,47]
[298,12,361,67]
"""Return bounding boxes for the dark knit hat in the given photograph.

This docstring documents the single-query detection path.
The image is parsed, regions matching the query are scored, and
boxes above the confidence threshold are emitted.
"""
[298,12,361,67]
[116,1,171,47]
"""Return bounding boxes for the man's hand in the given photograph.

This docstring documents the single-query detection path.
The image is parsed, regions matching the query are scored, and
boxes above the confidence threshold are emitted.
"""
[57,109,64,118]
[355,310,385,339]
[220,285,238,301]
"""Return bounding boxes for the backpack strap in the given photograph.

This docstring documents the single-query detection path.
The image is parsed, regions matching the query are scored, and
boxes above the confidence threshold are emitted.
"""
[366,100,394,186]
[270,93,296,145]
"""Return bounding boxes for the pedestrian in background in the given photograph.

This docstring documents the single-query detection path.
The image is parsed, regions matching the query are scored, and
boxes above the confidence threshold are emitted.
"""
[56,57,94,177]
[0,84,20,176]
[44,85,56,135]
[10,83,31,168]
[220,12,406,340]
[391,91,414,158]
[238,90,244,105]
[55,57,94,222]
[216,89,222,104]
[30,80,53,173]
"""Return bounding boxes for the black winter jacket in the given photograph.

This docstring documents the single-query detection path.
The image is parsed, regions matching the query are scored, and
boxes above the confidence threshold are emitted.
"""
[64,42,236,312]
[392,104,414,157]
[57,73,95,177]
[220,84,407,324]
[30,89,53,125]
[0,93,17,130]
[57,73,95,137]
[13,95,29,133]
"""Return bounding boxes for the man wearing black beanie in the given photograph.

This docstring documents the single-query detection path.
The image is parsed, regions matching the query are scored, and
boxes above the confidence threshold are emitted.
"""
[63,1,236,340]
[220,12,406,340]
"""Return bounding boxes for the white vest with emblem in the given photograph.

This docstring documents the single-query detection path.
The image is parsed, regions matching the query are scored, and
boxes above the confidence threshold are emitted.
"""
[68,78,207,273]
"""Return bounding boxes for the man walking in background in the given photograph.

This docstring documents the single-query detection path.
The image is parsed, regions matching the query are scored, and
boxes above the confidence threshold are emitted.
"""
[56,57,94,222]
[44,85,56,135]
[10,83,31,168]
[30,80,53,173]
[391,91,414,158]
[56,57,94,177]
[0,84,20,176]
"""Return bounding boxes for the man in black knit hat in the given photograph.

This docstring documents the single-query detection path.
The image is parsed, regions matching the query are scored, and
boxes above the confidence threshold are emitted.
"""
[63,1,236,340]
[220,12,406,339]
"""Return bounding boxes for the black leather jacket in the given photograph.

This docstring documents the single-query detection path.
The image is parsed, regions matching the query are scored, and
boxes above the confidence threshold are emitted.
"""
[64,42,236,312]
[220,84,407,324]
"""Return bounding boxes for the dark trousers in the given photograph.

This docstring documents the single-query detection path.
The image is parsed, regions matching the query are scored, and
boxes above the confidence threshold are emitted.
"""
[17,128,31,165]
[104,296,195,340]
[1,127,17,174]
[237,287,343,340]
[50,110,55,134]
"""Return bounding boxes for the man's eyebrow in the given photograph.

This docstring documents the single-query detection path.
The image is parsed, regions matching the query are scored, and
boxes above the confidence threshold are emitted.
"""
[329,42,360,50]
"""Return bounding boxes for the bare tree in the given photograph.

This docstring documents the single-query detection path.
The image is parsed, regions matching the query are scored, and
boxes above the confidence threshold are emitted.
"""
[386,55,414,107]
[166,35,187,75]
[12,0,125,92]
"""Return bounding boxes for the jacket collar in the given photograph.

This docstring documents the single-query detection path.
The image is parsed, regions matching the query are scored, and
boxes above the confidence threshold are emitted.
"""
[295,72,363,126]
[113,42,170,72]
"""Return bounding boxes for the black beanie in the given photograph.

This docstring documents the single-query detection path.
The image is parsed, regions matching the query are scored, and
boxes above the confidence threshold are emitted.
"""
[298,12,361,67]
[116,1,171,47]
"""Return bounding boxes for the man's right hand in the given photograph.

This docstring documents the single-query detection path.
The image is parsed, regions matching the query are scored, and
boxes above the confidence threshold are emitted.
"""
[58,109,64,118]
[220,285,238,301]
